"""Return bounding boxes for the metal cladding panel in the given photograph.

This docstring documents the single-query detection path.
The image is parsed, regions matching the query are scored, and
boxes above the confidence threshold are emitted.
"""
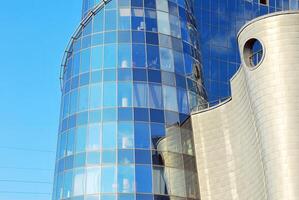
[191,11,299,200]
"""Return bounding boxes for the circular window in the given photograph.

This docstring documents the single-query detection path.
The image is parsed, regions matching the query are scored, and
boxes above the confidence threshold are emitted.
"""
[243,38,264,68]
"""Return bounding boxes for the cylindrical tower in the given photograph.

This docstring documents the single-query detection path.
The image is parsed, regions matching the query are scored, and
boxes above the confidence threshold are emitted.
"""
[53,0,206,199]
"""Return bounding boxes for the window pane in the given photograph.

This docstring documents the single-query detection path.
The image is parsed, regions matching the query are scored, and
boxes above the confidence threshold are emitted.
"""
[177,88,189,114]
[160,48,174,72]
[163,86,178,112]
[89,84,102,109]
[70,89,78,114]
[103,82,116,107]
[136,165,152,193]
[79,86,89,111]
[118,165,135,193]
[102,122,116,149]
[104,44,117,68]
[133,83,148,107]
[118,82,132,107]
[119,8,131,30]
[105,10,117,31]
[73,168,85,196]
[153,167,169,195]
[80,49,91,73]
[118,44,132,68]
[66,129,75,156]
[62,170,73,198]
[134,122,150,149]
[91,46,103,70]
[87,124,101,151]
[132,44,146,68]
[101,166,117,193]
[118,122,134,149]
[149,84,163,109]
[93,9,103,33]
[147,45,160,69]
[86,168,101,195]
[76,126,87,153]
[156,0,168,12]
[157,11,170,35]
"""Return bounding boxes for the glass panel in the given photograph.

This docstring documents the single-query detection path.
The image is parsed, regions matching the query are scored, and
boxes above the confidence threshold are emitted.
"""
[160,47,174,72]
[91,46,103,70]
[163,86,178,112]
[93,9,104,33]
[132,44,146,68]
[90,84,102,109]
[134,122,150,149]
[136,165,152,193]
[73,168,85,196]
[118,44,132,68]
[102,122,116,149]
[86,168,101,195]
[105,10,117,31]
[80,49,91,73]
[101,166,117,193]
[70,89,78,114]
[104,44,117,68]
[117,165,135,193]
[133,83,148,107]
[79,86,89,111]
[118,149,134,164]
[177,88,189,114]
[147,45,160,69]
[118,122,134,149]
[62,170,73,198]
[87,124,101,151]
[157,11,170,35]
[119,8,131,30]
[118,82,132,107]
[66,129,75,156]
[149,84,163,109]
[103,82,116,107]
[156,0,169,12]
[76,126,87,153]
[153,167,169,195]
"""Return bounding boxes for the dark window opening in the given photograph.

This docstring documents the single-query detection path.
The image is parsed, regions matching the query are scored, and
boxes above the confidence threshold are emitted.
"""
[260,0,268,5]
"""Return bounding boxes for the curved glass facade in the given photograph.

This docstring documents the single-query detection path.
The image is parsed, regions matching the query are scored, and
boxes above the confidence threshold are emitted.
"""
[194,0,299,102]
[53,0,205,200]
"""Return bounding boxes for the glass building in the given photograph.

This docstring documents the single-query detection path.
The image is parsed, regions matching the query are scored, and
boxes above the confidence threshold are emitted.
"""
[52,0,206,200]
[194,0,299,102]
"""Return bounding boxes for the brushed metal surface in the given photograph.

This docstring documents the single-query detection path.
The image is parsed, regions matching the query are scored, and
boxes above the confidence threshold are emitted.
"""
[192,11,299,200]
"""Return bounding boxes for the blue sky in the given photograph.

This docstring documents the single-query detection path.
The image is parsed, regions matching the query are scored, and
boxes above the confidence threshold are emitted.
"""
[0,1,81,199]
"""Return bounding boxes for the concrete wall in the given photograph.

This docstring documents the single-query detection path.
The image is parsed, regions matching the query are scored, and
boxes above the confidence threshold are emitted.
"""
[192,11,299,200]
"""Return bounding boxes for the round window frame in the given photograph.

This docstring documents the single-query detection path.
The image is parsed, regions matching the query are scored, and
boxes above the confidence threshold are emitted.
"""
[243,38,265,70]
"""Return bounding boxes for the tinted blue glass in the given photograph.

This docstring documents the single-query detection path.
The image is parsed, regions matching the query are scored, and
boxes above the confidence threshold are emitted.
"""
[135,149,151,164]
[56,1,205,199]
[118,149,134,164]
[104,44,117,68]
[132,31,145,43]
[118,44,132,68]
[132,44,146,68]
[118,31,131,43]
[147,45,160,69]
[134,122,150,149]
[102,122,116,149]
[118,68,132,81]
[134,108,149,122]
[136,165,152,193]
[133,69,147,82]
[150,109,164,123]
[105,10,117,31]
[118,108,133,121]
